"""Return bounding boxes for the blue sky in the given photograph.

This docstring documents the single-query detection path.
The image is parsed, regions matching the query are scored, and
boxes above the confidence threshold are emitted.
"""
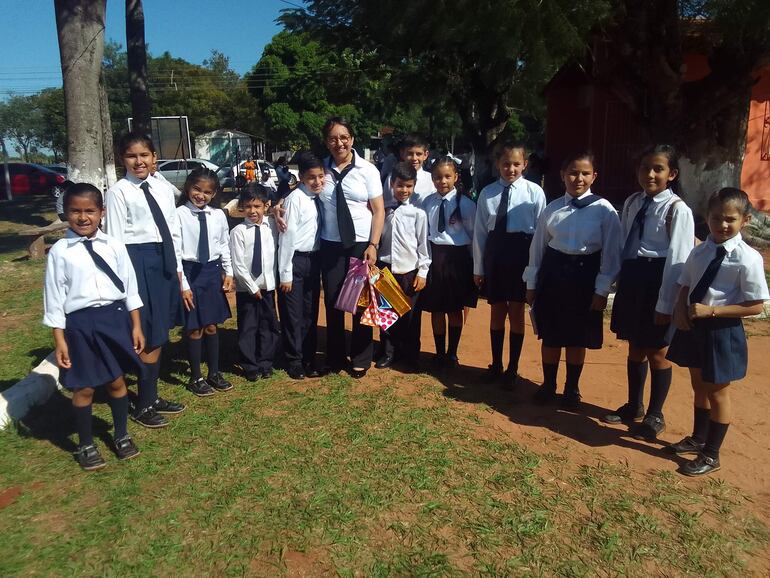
[0,0,289,96]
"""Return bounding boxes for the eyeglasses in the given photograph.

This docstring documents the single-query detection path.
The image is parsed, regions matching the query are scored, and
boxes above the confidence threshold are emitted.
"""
[326,135,351,144]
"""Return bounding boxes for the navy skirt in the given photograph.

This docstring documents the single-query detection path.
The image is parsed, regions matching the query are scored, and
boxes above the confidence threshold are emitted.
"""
[611,257,670,348]
[534,247,603,349]
[666,318,748,383]
[60,302,144,390]
[481,231,532,304]
[182,259,232,332]
[127,243,183,349]
[420,243,478,313]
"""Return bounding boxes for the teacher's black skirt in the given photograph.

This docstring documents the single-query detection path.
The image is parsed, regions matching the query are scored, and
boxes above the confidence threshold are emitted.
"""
[610,257,670,348]
[420,243,478,313]
[667,318,748,383]
[481,231,532,304]
[534,247,603,349]
[182,259,232,332]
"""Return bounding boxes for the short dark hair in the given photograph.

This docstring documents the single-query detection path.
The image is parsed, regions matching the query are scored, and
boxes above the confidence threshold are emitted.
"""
[493,140,527,161]
[322,116,355,140]
[297,151,324,175]
[390,161,417,183]
[398,133,429,151]
[707,187,752,216]
[560,150,596,171]
[238,183,270,208]
[63,182,103,211]
[430,155,460,175]
[118,131,155,156]
[639,144,680,193]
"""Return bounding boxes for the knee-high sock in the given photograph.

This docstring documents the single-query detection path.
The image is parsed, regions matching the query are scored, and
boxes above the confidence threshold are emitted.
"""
[703,421,730,459]
[565,363,584,394]
[627,360,648,409]
[490,329,505,368]
[433,332,446,357]
[543,363,558,390]
[108,395,129,439]
[508,331,524,374]
[137,360,160,411]
[188,337,203,380]
[447,325,462,358]
[74,404,93,447]
[204,332,220,376]
[647,367,672,418]
[692,407,711,444]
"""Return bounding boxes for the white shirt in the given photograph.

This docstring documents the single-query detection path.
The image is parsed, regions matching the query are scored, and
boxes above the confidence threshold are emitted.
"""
[679,233,769,306]
[523,190,622,296]
[43,229,143,329]
[176,202,233,291]
[320,150,383,243]
[104,175,183,273]
[379,201,431,278]
[382,168,434,209]
[423,189,476,246]
[473,177,546,276]
[230,217,278,294]
[278,185,320,283]
[620,189,695,314]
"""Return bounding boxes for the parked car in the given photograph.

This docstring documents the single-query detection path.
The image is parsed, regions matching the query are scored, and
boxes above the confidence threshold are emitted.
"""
[156,158,220,189]
[44,164,68,176]
[0,163,66,198]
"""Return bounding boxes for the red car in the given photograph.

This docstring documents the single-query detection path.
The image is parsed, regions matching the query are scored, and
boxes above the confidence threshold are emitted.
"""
[0,163,66,198]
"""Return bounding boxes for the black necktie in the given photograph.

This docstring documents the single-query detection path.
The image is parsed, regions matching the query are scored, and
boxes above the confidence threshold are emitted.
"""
[83,240,125,292]
[313,195,325,232]
[329,157,356,249]
[437,199,447,233]
[495,184,512,233]
[621,195,654,259]
[140,181,175,277]
[251,225,262,278]
[197,211,209,263]
[689,245,728,304]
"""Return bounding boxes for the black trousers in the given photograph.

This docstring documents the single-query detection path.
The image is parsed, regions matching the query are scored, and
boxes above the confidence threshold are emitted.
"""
[320,239,373,369]
[376,264,422,362]
[278,251,321,368]
[236,291,280,373]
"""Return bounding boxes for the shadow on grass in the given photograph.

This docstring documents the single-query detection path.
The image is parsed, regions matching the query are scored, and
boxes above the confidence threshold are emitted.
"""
[0,197,57,228]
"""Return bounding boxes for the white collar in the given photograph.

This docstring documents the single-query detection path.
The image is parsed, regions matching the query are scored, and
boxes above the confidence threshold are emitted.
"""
[708,232,743,255]
[185,201,211,213]
[65,228,107,245]
[438,188,457,203]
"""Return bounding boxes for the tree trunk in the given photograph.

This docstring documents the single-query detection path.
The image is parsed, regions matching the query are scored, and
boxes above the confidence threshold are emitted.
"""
[126,0,151,136]
[99,75,117,187]
[1,138,11,201]
[55,0,106,188]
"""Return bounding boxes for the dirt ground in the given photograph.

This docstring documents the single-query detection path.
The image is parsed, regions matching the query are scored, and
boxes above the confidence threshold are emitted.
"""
[321,298,770,517]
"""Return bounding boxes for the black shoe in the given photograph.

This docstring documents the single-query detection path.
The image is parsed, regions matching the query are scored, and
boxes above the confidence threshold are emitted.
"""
[75,444,107,471]
[261,368,273,379]
[602,403,645,425]
[349,367,368,379]
[446,355,459,369]
[631,414,666,441]
[680,453,721,477]
[431,354,446,372]
[501,368,518,391]
[303,364,321,378]
[560,389,582,410]
[130,407,169,429]
[114,435,140,460]
[153,397,186,414]
[666,436,705,456]
[375,355,394,369]
[207,372,233,392]
[484,364,503,383]
[533,385,557,405]
[187,377,215,397]
[245,371,260,382]
[287,365,306,380]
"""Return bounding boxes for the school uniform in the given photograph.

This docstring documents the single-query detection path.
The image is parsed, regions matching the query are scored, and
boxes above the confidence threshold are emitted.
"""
[667,233,769,383]
[473,177,546,304]
[104,174,184,350]
[419,189,477,313]
[523,190,621,349]
[176,202,233,332]
[277,185,322,370]
[230,217,280,374]
[43,229,144,389]
[382,168,434,209]
[320,150,383,370]
[377,199,431,362]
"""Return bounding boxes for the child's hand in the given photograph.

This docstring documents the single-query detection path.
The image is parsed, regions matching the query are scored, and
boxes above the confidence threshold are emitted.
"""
[132,326,145,354]
[473,275,484,288]
[413,276,426,292]
[280,282,293,293]
[271,201,287,232]
[673,304,692,331]
[253,290,263,300]
[688,302,712,320]
[182,289,195,312]
[222,276,234,292]
[590,293,607,311]
[653,312,671,326]
[55,342,71,369]
[526,289,536,306]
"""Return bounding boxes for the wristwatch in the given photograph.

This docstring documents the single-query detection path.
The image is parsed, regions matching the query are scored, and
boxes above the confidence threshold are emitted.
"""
[368,241,379,249]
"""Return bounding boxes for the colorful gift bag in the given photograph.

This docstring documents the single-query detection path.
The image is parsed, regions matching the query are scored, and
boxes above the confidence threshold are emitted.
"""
[335,257,369,314]
[374,267,411,316]
[374,306,399,331]
[360,285,378,327]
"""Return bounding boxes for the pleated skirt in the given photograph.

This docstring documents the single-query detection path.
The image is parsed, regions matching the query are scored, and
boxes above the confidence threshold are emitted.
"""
[182,259,232,332]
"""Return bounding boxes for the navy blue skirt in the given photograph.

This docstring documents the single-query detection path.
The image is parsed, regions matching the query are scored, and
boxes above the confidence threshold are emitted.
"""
[666,318,748,383]
[610,257,670,348]
[60,302,144,390]
[182,259,232,332]
[481,231,532,304]
[534,247,603,349]
[420,243,478,313]
[127,243,183,349]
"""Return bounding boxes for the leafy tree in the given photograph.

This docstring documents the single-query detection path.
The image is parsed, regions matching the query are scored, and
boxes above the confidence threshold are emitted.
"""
[33,88,67,162]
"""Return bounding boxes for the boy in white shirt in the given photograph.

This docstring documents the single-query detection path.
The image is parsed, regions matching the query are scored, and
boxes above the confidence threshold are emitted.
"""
[382,134,434,209]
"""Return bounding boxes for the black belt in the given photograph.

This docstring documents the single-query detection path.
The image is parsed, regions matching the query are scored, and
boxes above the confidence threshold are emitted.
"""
[294,250,317,257]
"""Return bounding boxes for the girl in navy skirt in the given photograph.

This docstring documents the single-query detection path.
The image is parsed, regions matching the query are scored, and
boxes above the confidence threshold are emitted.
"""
[605,145,695,440]
[44,184,144,471]
[421,156,477,369]
[666,188,768,476]
[524,151,621,409]
[176,168,234,397]
[104,133,186,429]
[473,141,545,388]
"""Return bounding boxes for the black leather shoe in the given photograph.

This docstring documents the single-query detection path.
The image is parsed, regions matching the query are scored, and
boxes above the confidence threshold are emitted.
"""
[484,364,503,383]
[631,414,666,441]
[349,367,368,379]
[533,385,557,405]
[287,365,306,380]
[680,453,720,477]
[207,372,233,392]
[500,368,518,391]
[446,355,459,369]
[75,444,107,471]
[560,389,582,410]
[304,364,321,378]
[261,368,274,379]
[375,355,394,369]
[114,435,140,460]
[153,397,186,414]
[602,403,645,425]
[130,407,169,429]
[666,436,705,456]
[245,371,260,382]
[187,377,215,397]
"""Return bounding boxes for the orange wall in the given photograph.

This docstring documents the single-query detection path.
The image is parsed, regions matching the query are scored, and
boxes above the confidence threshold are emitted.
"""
[740,67,770,211]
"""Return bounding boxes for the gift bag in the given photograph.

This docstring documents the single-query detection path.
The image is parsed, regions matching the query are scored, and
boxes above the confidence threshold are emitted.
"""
[360,285,378,327]
[375,306,399,332]
[335,257,369,314]
[374,267,411,316]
